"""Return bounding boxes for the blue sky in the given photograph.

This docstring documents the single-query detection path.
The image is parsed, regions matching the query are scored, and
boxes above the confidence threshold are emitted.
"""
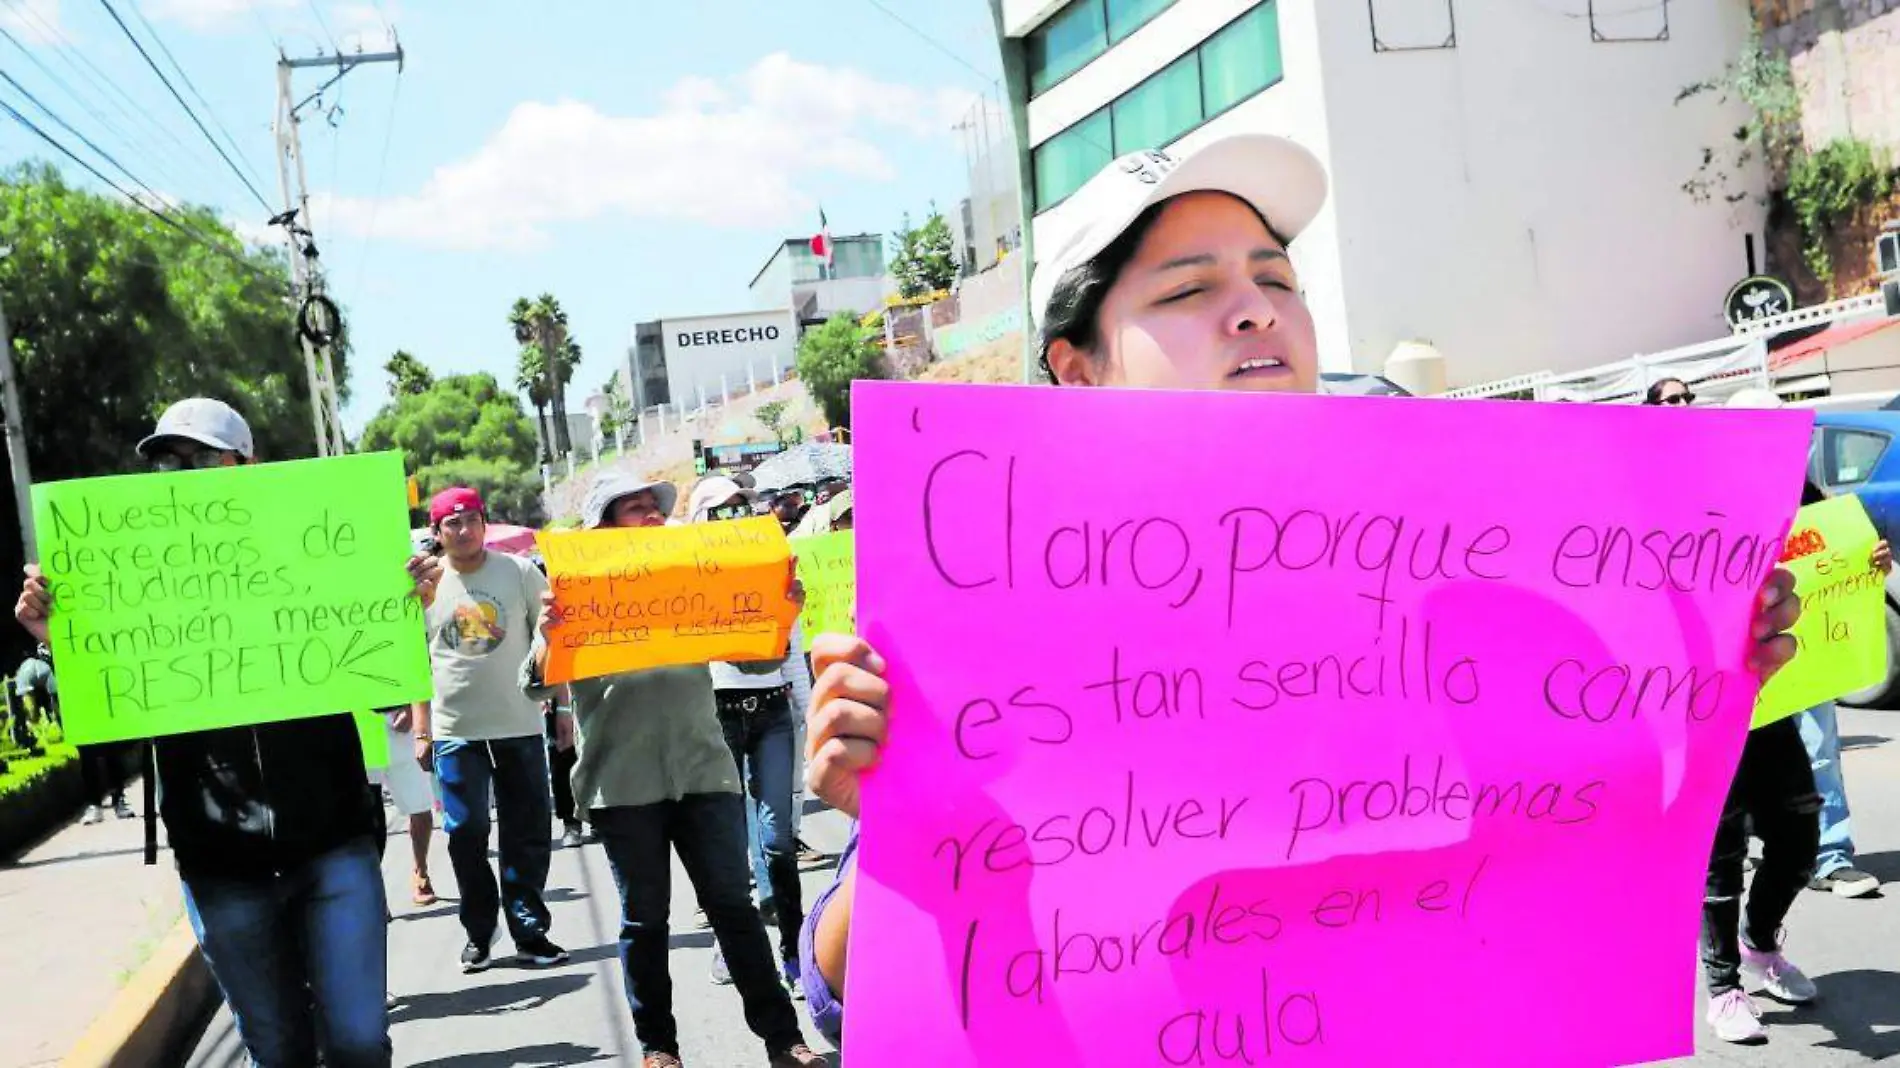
[0,0,1004,433]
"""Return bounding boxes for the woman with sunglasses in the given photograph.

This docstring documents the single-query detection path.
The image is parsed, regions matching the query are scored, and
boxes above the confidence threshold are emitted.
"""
[793,134,1806,1047]
[689,476,811,999]
[1646,378,1697,406]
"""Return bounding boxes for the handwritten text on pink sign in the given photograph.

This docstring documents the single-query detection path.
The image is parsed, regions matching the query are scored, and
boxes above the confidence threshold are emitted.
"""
[847,382,1811,1067]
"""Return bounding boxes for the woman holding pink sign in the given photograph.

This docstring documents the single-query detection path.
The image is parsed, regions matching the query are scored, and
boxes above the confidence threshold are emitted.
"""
[794,133,1808,1048]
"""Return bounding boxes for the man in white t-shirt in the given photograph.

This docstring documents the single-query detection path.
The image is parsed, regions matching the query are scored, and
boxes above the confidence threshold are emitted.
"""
[415,487,570,973]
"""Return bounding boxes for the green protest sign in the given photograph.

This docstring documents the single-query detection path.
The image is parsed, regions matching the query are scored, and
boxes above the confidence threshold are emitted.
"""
[32,451,434,744]
[793,530,855,651]
[1754,495,1888,727]
[357,710,390,769]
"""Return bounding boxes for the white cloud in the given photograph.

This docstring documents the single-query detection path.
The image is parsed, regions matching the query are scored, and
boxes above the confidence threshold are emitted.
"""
[143,0,296,32]
[312,52,976,251]
[0,0,65,44]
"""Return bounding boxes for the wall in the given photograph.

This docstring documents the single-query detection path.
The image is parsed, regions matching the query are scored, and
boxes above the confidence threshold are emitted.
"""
[1311,0,1766,386]
[1755,0,1900,156]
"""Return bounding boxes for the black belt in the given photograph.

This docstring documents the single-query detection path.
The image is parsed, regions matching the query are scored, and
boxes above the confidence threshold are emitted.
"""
[716,685,791,715]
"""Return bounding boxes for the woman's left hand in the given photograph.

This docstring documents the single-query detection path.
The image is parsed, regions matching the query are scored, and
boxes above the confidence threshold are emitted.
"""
[1748,568,1801,683]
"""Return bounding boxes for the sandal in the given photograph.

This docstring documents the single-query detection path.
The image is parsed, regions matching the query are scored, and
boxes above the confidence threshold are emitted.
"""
[413,873,438,906]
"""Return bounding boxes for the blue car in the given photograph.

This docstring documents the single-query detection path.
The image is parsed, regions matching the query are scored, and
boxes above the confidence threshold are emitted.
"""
[1811,411,1900,707]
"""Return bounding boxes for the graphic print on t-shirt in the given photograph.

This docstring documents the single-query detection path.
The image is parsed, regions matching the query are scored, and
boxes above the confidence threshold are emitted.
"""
[437,588,507,655]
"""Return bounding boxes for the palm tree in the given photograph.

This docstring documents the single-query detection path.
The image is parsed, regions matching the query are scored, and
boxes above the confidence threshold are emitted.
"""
[514,343,554,466]
[509,294,575,457]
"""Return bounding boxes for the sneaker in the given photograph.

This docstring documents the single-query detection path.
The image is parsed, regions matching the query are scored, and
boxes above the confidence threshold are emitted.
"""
[112,798,136,820]
[1741,940,1818,1003]
[516,935,569,967]
[641,1055,684,1068]
[386,990,397,1008]
[561,823,585,849]
[461,938,494,973]
[759,898,779,927]
[1810,867,1880,898]
[412,874,438,907]
[768,1044,831,1067]
[1706,989,1765,1044]
[695,907,712,930]
[795,837,828,867]
[783,959,804,1001]
[80,805,103,826]
[710,945,732,986]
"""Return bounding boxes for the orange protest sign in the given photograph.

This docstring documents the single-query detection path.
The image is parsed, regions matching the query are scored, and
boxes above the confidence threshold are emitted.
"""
[536,516,799,684]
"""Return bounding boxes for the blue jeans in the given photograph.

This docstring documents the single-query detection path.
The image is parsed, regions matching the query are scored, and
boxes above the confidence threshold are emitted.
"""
[717,688,801,962]
[435,736,554,945]
[592,794,803,1057]
[182,837,390,1068]
[1797,702,1857,876]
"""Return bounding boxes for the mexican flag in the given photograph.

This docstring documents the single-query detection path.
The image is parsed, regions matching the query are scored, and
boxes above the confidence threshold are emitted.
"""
[810,207,833,267]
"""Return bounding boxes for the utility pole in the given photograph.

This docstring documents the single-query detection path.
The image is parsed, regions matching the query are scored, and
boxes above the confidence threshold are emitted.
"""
[0,279,36,562]
[272,43,404,457]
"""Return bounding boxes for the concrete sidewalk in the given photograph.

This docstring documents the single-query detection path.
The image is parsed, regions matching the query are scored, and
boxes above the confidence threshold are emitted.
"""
[0,782,193,1068]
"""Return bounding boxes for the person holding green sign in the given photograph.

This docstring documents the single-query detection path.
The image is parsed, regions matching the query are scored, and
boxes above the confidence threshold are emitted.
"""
[794,135,1810,1049]
[14,396,444,1068]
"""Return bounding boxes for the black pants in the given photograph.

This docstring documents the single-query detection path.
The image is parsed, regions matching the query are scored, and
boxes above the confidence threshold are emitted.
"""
[78,742,131,804]
[545,709,578,826]
[1701,716,1822,995]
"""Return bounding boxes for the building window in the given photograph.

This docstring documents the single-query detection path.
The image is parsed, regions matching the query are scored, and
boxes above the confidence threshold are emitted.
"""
[1111,54,1201,158]
[1031,2,1283,211]
[1199,2,1283,118]
[1026,0,1178,97]
[1032,110,1113,211]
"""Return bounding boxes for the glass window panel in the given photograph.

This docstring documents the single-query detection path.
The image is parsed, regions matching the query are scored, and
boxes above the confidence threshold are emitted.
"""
[1111,55,1202,154]
[1028,1,1108,95]
[1033,110,1113,210]
[1106,0,1174,42]
[1199,1,1284,117]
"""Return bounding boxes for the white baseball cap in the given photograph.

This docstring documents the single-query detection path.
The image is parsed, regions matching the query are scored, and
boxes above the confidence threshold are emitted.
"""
[137,397,255,460]
[1726,387,1787,410]
[1029,133,1330,328]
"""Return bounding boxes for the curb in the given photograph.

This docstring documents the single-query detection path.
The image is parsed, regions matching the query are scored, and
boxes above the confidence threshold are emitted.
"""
[62,918,216,1068]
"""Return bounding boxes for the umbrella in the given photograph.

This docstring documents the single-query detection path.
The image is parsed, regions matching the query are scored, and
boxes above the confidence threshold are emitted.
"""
[411,523,541,556]
[748,442,852,495]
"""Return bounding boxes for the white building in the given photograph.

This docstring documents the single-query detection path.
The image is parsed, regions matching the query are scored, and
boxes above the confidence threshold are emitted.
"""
[995,0,1767,391]
[622,308,798,413]
[748,234,893,327]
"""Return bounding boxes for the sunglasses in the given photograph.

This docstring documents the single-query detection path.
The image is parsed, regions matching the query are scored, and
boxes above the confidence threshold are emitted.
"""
[149,448,231,473]
[708,502,755,521]
[1658,392,1695,406]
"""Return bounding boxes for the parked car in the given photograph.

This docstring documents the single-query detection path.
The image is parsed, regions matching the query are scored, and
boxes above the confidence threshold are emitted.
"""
[1811,411,1900,707]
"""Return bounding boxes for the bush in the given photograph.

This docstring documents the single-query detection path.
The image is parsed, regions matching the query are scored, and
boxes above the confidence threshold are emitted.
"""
[795,314,886,429]
[1788,139,1896,282]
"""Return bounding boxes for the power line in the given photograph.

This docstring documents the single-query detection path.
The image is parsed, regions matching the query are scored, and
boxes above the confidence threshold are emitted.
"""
[307,0,339,52]
[4,0,215,189]
[0,23,158,181]
[0,95,284,289]
[126,0,273,197]
[352,68,402,297]
[857,0,999,87]
[95,0,276,213]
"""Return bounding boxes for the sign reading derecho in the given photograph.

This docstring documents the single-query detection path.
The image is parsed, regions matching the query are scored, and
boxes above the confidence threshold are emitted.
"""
[847,382,1813,1067]
[33,451,433,744]
[537,516,799,684]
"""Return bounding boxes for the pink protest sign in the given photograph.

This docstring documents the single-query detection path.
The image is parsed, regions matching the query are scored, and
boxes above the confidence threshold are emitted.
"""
[847,381,1812,1067]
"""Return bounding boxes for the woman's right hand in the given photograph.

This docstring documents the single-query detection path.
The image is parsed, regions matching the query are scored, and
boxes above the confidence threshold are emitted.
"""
[538,590,560,643]
[805,634,890,821]
[15,565,50,645]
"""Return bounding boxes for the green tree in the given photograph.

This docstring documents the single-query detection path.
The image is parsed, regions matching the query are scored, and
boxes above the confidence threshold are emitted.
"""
[514,342,553,465]
[794,314,885,428]
[599,372,635,439]
[384,350,434,396]
[889,207,958,298]
[358,372,545,524]
[754,399,791,444]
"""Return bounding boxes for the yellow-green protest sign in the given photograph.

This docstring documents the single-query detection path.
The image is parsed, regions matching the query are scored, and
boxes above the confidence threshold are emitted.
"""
[32,451,435,744]
[357,710,390,769]
[1754,495,1887,726]
[793,530,855,650]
